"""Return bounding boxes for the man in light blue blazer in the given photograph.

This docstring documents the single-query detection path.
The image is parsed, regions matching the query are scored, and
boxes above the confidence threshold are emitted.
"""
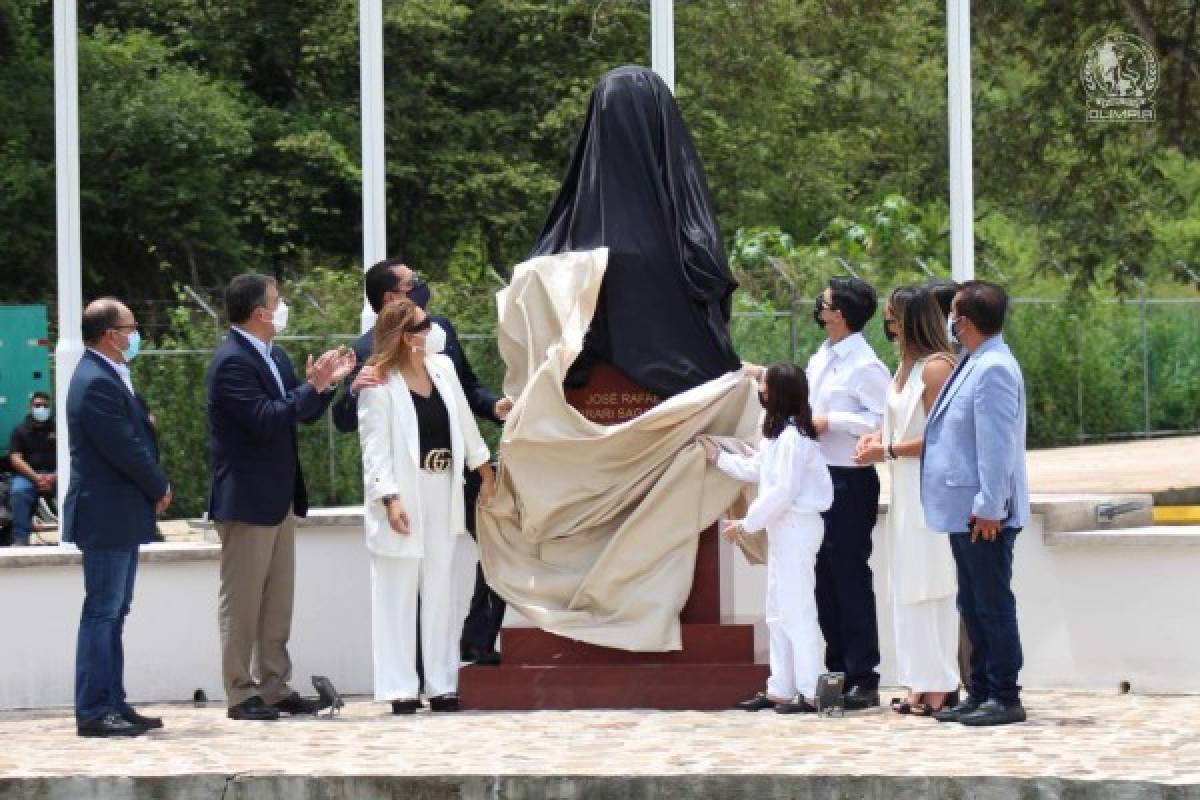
[921,280,1029,727]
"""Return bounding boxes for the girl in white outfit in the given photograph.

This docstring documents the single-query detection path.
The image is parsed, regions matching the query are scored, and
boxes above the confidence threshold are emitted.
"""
[855,286,959,716]
[357,299,494,714]
[702,363,832,713]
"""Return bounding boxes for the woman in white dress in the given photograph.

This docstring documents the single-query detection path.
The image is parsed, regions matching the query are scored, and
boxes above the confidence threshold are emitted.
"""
[855,286,959,715]
[357,299,495,714]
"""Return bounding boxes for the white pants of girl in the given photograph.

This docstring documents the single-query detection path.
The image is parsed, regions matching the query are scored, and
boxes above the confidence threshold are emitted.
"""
[765,510,825,701]
[369,469,462,701]
[892,593,960,693]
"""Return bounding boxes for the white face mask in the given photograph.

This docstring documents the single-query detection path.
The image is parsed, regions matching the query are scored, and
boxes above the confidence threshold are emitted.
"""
[270,299,289,336]
[32,406,51,423]
[423,322,446,355]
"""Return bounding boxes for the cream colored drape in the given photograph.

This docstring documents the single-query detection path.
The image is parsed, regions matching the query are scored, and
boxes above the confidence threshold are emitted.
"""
[476,248,761,651]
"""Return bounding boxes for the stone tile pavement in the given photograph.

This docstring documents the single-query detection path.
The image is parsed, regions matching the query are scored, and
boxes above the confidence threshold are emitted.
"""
[1,690,1198,788]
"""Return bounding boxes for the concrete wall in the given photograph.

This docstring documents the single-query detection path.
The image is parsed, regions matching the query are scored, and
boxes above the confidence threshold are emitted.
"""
[720,514,1200,695]
[3,508,1199,710]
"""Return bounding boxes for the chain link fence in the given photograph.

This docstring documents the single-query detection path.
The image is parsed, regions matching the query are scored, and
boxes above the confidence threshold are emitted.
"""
[127,298,1200,518]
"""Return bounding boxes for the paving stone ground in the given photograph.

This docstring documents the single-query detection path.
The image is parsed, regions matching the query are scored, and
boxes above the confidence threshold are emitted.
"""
[1,690,1198,787]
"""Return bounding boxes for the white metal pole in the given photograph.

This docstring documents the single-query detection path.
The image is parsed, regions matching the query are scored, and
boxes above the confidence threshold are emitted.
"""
[360,0,387,333]
[651,0,675,93]
[947,0,974,282]
[53,0,84,529]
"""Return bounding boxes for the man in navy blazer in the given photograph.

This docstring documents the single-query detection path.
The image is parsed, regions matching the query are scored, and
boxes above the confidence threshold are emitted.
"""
[64,298,171,737]
[206,273,354,721]
[332,257,512,666]
[921,280,1030,727]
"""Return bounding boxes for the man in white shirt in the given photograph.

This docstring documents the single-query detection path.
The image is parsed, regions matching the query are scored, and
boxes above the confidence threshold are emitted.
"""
[806,277,891,709]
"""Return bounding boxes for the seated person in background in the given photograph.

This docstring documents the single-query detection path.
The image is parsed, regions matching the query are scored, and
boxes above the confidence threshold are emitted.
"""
[8,392,57,546]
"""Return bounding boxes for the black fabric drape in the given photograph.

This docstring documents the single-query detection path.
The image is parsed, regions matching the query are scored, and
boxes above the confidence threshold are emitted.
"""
[529,65,740,398]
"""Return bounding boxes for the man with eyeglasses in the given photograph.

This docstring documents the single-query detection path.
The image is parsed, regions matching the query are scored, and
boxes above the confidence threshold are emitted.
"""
[63,297,172,737]
[333,256,512,668]
[6,392,57,546]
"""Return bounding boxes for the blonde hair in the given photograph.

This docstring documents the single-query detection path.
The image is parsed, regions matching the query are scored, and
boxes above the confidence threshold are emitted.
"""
[896,288,955,361]
[368,298,425,376]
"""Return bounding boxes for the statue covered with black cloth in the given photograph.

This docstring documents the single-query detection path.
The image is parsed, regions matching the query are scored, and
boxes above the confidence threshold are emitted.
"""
[529,65,740,398]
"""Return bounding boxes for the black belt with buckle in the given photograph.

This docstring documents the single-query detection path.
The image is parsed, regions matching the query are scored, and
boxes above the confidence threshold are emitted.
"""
[422,448,451,473]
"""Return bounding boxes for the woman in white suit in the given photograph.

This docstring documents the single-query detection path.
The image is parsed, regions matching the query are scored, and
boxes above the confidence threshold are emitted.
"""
[358,299,494,714]
[855,286,959,716]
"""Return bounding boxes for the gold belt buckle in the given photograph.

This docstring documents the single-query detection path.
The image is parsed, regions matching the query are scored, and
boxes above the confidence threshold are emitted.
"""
[422,448,451,473]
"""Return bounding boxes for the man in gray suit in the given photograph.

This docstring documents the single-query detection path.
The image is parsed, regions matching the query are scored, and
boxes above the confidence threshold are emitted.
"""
[921,280,1029,727]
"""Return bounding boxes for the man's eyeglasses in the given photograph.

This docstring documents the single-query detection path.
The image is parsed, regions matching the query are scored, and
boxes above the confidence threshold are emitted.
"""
[397,273,425,293]
[109,323,139,333]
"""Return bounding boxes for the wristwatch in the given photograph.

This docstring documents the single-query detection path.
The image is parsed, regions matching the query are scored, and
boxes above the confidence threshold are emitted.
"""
[381,494,398,507]
[886,444,897,461]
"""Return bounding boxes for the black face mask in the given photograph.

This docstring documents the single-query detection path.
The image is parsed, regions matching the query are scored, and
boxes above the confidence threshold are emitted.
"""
[758,390,768,409]
[407,280,431,310]
[883,321,898,342]
[813,295,827,328]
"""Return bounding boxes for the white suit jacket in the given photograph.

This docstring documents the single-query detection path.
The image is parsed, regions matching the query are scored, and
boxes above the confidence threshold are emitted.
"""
[357,354,490,558]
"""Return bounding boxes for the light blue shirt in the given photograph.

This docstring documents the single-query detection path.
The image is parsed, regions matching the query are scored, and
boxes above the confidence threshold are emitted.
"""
[232,327,286,397]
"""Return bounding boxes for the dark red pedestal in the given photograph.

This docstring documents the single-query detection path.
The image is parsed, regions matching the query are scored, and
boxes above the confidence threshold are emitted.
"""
[460,362,766,710]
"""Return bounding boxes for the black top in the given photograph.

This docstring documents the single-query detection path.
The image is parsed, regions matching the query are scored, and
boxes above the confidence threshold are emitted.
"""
[411,386,452,462]
[529,66,741,398]
[9,417,57,473]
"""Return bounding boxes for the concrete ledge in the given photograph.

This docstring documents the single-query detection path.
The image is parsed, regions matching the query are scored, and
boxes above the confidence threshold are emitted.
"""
[0,541,220,569]
[1044,526,1200,546]
[1,773,1197,800]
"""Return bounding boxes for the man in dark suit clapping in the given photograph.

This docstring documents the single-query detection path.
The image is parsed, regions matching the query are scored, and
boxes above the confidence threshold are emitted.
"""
[206,273,354,721]
[64,297,171,737]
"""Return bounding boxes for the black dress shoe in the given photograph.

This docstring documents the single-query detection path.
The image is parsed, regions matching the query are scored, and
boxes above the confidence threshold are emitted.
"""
[272,692,328,715]
[227,696,281,721]
[842,686,880,710]
[933,696,983,723]
[736,692,776,712]
[959,700,1027,727]
[78,712,145,738]
[121,706,163,730]
[391,698,422,715]
[462,645,502,666]
[774,694,817,714]
[428,693,460,712]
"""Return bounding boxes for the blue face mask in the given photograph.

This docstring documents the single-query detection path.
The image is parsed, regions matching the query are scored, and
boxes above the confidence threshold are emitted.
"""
[31,406,51,423]
[121,330,142,362]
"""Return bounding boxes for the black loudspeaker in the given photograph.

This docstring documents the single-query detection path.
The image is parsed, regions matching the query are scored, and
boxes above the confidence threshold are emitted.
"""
[814,672,845,717]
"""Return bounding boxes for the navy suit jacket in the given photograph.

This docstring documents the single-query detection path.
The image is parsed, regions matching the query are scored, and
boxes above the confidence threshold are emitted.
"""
[62,350,169,550]
[332,314,499,433]
[206,331,334,526]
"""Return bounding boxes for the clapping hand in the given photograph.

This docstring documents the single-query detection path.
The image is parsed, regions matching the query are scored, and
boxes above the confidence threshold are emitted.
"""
[352,364,386,394]
[494,396,514,421]
[328,346,357,383]
[306,347,354,393]
[720,519,743,543]
[853,432,884,465]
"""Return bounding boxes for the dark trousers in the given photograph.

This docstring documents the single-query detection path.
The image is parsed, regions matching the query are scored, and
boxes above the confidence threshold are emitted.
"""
[459,470,506,655]
[950,529,1023,705]
[815,466,881,690]
[75,547,139,724]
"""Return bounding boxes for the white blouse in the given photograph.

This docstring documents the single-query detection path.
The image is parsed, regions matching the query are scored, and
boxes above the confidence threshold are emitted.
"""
[715,425,833,532]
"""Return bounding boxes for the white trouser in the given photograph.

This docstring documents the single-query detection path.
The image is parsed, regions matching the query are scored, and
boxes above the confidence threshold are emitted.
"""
[369,469,461,700]
[892,592,960,693]
[764,511,825,700]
